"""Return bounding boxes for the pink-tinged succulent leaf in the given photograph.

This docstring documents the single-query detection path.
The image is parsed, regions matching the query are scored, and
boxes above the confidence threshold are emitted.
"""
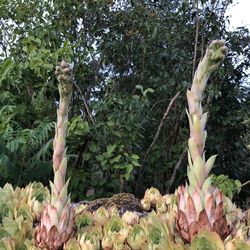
[192,190,203,214]
[48,206,59,227]
[178,191,186,212]
[205,193,214,223]
[53,136,65,163]
[177,210,189,236]
[43,213,52,232]
[215,190,223,205]
[190,82,202,101]
[198,210,211,229]
[187,90,196,114]
[176,41,231,243]
[54,170,64,193]
[59,157,67,179]
[57,211,68,233]
[214,202,224,221]
[189,221,200,241]
[54,199,64,216]
[186,196,197,224]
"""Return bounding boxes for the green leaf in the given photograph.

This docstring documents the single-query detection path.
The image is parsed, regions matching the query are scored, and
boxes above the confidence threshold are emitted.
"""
[106,144,116,155]
[110,154,121,164]
[0,59,14,86]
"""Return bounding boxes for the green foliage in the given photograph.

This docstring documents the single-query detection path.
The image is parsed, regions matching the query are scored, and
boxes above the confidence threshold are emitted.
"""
[0,0,249,202]
[212,174,241,199]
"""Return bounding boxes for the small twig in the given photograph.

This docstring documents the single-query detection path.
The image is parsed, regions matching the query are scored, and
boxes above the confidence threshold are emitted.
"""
[143,91,180,162]
[234,179,250,191]
[150,98,171,112]
[73,81,94,124]
[167,147,187,193]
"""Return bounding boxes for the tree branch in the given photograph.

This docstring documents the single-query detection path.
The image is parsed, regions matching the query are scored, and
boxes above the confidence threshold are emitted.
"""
[143,91,180,162]
[73,81,94,124]
[167,147,187,193]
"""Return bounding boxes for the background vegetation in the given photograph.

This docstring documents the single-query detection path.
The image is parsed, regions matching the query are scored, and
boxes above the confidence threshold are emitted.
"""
[0,0,249,205]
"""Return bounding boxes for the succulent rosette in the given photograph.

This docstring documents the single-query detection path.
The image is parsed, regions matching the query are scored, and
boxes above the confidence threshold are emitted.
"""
[127,224,147,249]
[177,184,229,242]
[35,61,75,249]
[176,40,232,242]
[103,216,131,243]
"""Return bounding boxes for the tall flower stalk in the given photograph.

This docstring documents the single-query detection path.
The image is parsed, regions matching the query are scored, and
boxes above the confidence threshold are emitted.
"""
[35,61,75,249]
[176,40,230,242]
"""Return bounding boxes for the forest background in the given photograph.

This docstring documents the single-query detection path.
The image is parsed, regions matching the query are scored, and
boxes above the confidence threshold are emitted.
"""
[0,0,249,207]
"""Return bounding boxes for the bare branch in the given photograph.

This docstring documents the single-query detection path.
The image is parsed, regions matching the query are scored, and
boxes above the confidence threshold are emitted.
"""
[143,91,180,162]
[167,147,187,193]
[73,81,95,124]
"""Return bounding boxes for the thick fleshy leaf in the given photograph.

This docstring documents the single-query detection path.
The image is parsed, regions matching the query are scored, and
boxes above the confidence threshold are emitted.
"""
[202,176,212,193]
[214,202,224,221]
[178,192,186,212]
[187,90,196,114]
[59,156,67,179]
[193,156,205,188]
[205,155,217,177]
[54,170,64,193]
[198,210,211,229]
[187,167,198,187]
[188,138,200,163]
[201,112,208,131]
[189,221,200,241]
[191,230,224,250]
[59,179,70,205]
[192,190,203,214]
[50,181,59,198]
[177,211,189,239]
[204,194,214,223]
[190,81,202,101]
[212,215,229,240]
[48,205,59,226]
[188,185,195,196]
[186,196,197,224]
[42,213,52,232]
[215,190,223,205]
[54,199,64,216]
[192,115,203,147]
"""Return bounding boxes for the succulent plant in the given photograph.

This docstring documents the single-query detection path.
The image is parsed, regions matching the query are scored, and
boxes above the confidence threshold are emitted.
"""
[122,211,139,226]
[93,207,110,227]
[176,40,231,242]
[103,216,131,244]
[0,182,49,249]
[35,61,75,249]
[127,224,147,249]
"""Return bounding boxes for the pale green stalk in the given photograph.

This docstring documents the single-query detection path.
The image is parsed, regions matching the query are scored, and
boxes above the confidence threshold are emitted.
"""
[186,40,228,189]
[35,61,75,250]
